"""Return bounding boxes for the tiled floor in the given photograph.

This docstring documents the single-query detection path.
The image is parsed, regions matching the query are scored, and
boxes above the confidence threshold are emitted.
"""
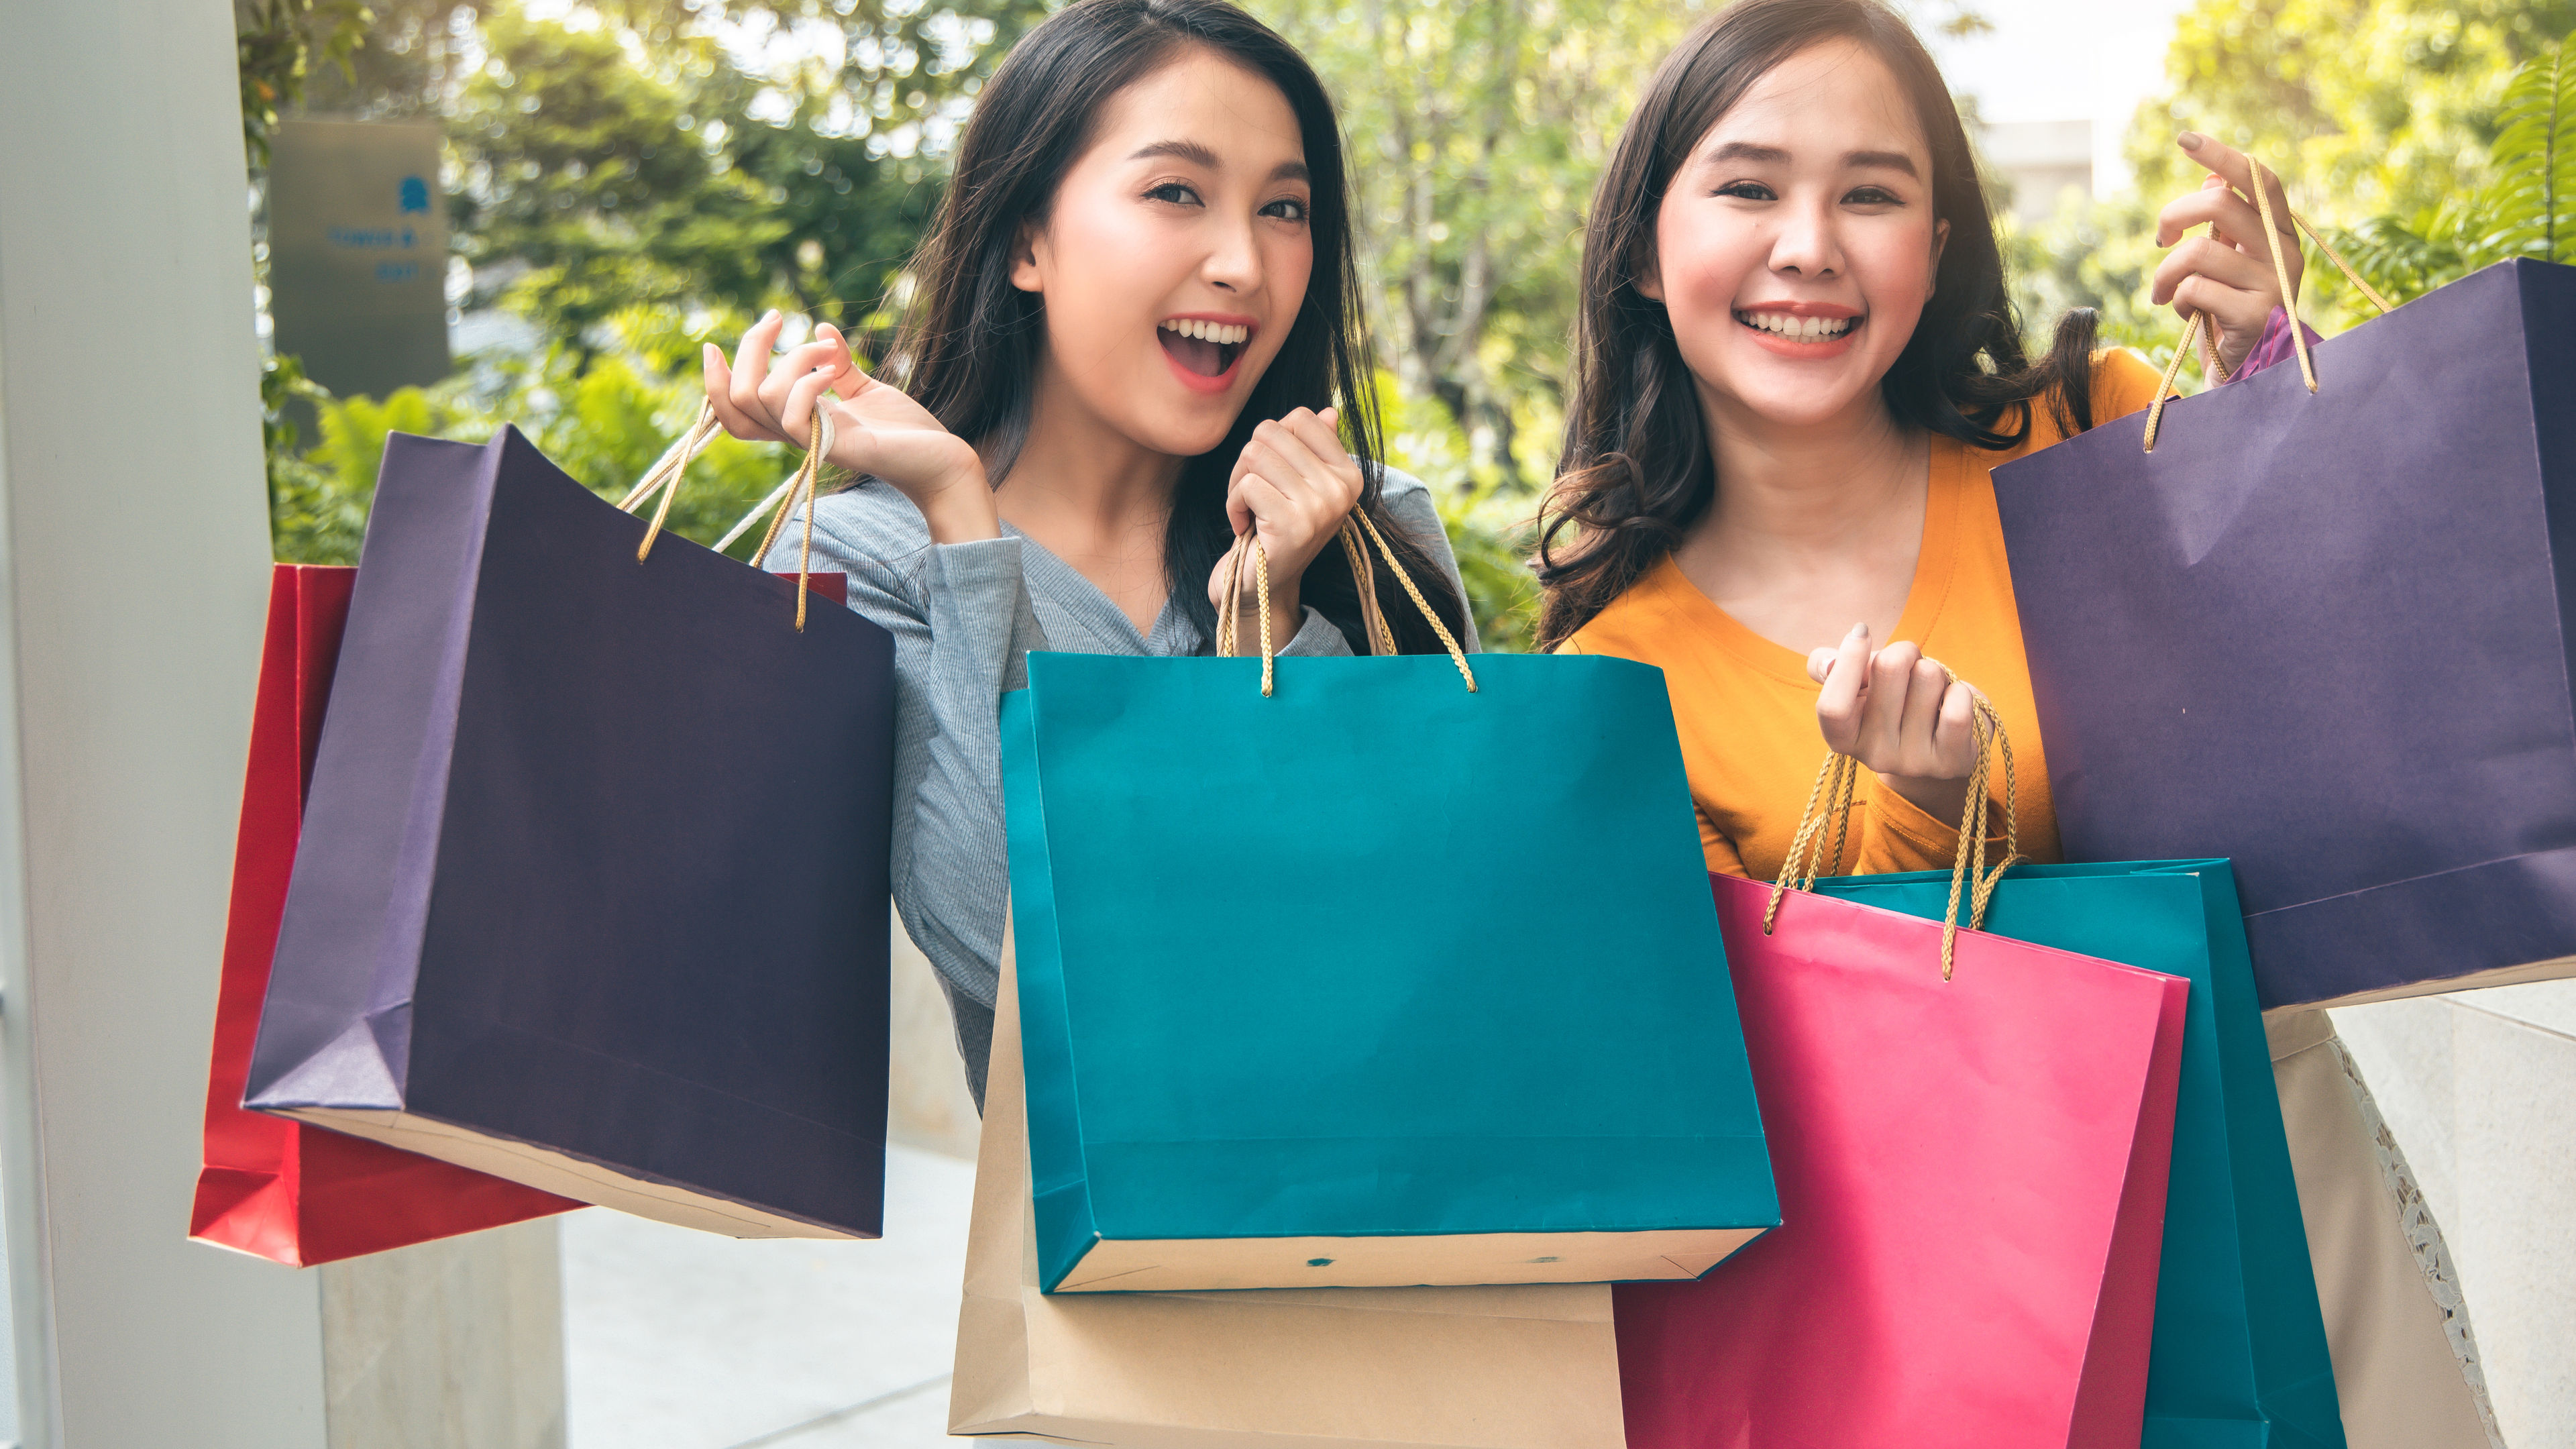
[562,1144,977,1449]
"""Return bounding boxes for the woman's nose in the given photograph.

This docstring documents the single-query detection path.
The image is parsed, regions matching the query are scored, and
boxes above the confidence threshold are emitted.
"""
[1770,201,1843,278]
[1203,217,1262,293]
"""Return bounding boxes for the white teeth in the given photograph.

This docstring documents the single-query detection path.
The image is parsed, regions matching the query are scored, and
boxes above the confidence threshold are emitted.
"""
[1737,311,1853,339]
[1163,320,1247,344]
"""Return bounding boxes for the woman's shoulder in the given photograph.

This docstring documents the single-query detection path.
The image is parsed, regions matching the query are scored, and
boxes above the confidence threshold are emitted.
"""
[2085,346,2164,425]
[1555,553,1688,661]
[2000,347,2164,458]
[1372,463,1434,517]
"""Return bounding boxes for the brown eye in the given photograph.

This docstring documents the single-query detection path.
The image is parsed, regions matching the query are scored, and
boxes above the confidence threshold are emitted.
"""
[1261,197,1309,223]
[1146,182,1203,207]
[1717,180,1774,201]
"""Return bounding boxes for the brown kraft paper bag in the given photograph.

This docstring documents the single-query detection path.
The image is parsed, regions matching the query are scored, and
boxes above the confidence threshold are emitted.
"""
[951,917,1627,1448]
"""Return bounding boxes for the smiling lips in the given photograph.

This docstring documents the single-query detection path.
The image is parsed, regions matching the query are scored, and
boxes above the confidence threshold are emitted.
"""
[1734,306,1862,358]
[1159,316,1254,392]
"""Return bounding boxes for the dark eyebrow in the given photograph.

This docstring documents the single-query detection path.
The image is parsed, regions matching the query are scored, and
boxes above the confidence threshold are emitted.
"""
[1128,140,1222,169]
[1129,141,1309,187]
[1843,149,1920,177]
[1708,142,1789,166]
[1702,141,1921,179]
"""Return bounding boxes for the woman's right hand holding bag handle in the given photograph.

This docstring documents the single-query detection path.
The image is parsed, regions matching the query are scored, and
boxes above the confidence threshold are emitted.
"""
[2143,133,2398,449]
[1769,659,2019,982]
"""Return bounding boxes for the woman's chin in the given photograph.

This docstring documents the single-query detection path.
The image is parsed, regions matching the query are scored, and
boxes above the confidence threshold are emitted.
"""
[1726,380,1880,433]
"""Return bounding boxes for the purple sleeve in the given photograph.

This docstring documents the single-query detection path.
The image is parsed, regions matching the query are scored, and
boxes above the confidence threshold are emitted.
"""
[2226,307,2326,382]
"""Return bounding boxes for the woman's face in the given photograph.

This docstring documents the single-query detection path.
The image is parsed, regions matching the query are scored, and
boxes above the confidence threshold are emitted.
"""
[1642,38,1947,433]
[1012,47,1315,459]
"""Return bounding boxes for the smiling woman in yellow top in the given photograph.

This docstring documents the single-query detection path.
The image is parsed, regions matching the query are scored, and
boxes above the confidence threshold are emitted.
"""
[1557,351,2155,880]
[1534,4,2502,1444]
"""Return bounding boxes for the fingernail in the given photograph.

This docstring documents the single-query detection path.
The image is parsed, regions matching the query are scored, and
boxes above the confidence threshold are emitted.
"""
[763,308,780,322]
[2178,131,2204,151]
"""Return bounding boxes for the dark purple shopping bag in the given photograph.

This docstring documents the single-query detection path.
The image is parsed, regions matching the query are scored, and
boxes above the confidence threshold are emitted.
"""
[1994,258,2576,1010]
[245,427,894,1238]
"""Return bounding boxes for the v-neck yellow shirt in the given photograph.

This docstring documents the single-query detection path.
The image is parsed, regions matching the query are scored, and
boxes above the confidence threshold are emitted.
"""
[1563,351,2163,879]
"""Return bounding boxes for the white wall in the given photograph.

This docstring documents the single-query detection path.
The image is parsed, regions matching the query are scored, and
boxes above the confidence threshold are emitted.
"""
[0,1,326,1442]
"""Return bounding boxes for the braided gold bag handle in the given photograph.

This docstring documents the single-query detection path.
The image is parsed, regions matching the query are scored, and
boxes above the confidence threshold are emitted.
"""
[1762,673,2021,981]
[1216,511,1477,696]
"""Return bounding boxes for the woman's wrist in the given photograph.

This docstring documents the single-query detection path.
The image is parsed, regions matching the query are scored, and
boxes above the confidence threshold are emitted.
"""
[914,464,1001,544]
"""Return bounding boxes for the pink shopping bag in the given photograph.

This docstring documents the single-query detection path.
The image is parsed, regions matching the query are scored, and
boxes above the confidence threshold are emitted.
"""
[1616,871,2188,1449]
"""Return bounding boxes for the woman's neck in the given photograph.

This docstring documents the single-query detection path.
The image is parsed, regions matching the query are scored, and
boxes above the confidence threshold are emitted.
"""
[987,358,1187,635]
[1670,388,1933,656]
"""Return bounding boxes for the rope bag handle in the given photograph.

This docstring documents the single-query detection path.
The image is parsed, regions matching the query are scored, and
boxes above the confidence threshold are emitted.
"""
[621,398,833,631]
[2142,155,2398,451]
[1761,672,2021,981]
[1215,511,1477,696]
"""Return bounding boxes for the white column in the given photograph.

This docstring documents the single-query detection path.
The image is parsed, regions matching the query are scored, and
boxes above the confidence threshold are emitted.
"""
[0,0,329,1443]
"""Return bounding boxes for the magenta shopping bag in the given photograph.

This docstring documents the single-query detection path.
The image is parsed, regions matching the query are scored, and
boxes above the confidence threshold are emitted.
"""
[1616,873,2188,1449]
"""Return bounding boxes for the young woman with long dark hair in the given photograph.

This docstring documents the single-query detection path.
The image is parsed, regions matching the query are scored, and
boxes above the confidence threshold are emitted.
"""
[702,0,1473,1104]
[1540,2,2496,1441]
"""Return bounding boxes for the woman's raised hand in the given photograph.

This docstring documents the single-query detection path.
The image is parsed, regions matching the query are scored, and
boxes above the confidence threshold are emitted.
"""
[2151,133,2307,378]
[1804,623,1980,827]
[1205,405,1365,633]
[703,311,998,543]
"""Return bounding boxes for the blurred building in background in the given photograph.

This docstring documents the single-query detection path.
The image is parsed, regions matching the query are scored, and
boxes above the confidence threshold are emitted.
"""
[1977,117,2093,227]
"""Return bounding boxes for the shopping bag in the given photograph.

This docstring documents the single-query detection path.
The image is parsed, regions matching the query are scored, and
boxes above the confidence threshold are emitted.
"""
[190,564,580,1266]
[1994,256,2576,1008]
[1822,860,2345,1449]
[1616,871,2188,1449]
[949,916,1628,1449]
[244,419,894,1238]
[1000,526,1776,1293]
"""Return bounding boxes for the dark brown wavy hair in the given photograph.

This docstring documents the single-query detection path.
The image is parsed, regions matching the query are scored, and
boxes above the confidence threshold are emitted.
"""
[875,0,1468,653]
[1534,0,2098,650]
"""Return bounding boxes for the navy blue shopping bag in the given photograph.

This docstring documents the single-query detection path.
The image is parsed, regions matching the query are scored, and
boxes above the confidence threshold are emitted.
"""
[245,427,894,1238]
[1994,259,2576,1008]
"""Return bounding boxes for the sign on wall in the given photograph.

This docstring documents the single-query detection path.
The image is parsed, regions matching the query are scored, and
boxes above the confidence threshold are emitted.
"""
[266,118,450,402]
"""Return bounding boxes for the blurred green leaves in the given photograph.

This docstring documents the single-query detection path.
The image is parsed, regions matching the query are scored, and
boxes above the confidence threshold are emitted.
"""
[266,312,803,567]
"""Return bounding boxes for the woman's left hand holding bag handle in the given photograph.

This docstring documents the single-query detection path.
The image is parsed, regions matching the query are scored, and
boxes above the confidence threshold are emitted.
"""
[702,311,999,543]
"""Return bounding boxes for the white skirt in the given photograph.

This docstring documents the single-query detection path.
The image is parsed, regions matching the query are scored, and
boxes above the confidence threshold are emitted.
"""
[2267,1009,2503,1449]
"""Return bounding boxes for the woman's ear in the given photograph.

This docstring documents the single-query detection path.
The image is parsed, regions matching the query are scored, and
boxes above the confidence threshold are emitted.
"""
[1631,234,1665,303]
[1009,219,1045,294]
[1927,217,1950,299]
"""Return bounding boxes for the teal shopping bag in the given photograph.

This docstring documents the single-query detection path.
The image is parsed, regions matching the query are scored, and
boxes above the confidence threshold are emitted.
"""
[1820,861,2345,1449]
[1000,605,1775,1297]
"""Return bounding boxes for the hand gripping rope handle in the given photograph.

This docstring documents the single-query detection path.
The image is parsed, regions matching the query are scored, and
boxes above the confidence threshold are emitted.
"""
[620,399,834,632]
[1214,510,1477,697]
[2141,154,2398,451]
[1762,672,2020,981]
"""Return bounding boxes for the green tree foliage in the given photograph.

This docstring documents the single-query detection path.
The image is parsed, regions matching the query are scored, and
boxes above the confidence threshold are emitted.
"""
[1265,0,1686,488]
[448,11,790,345]
[271,308,805,566]
[236,0,373,165]
[2339,28,2576,297]
[2004,0,2576,373]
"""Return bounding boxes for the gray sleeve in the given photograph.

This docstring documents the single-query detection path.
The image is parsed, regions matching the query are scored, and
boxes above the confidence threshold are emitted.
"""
[775,498,1042,1019]
[1377,476,1485,653]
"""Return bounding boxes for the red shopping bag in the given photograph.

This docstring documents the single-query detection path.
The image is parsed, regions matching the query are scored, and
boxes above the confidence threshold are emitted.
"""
[189,565,583,1265]
[1615,872,2188,1448]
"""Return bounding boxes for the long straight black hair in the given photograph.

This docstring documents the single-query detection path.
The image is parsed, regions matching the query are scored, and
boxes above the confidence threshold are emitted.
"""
[873,0,1469,653]
[1534,0,2098,650]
